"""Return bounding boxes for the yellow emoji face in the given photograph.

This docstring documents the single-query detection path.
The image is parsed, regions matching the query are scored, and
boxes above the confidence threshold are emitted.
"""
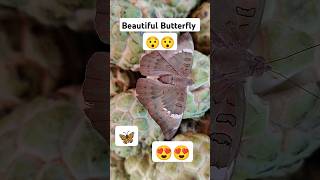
[146,36,159,49]
[156,145,171,160]
[161,36,174,49]
[174,145,189,160]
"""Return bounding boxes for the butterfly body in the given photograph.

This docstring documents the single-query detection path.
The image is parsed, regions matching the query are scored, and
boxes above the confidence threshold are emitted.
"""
[158,74,193,87]
[136,33,194,140]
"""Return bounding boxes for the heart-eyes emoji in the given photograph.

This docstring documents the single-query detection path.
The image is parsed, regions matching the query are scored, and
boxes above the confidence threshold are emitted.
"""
[174,145,189,160]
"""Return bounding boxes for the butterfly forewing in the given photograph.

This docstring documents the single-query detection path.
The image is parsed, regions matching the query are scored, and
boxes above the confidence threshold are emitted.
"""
[212,0,265,48]
[235,0,265,48]
[139,51,179,77]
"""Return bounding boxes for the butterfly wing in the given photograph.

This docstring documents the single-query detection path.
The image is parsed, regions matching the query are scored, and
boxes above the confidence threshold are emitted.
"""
[211,82,245,168]
[136,78,187,140]
[212,0,265,48]
[159,33,194,77]
[82,53,108,140]
[119,134,128,144]
[95,0,109,44]
[212,0,239,47]
[128,132,134,143]
[234,0,265,48]
[139,51,179,76]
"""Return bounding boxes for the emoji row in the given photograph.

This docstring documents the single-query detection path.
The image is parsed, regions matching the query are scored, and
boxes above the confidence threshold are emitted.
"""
[143,33,178,50]
[156,145,190,160]
[152,141,193,162]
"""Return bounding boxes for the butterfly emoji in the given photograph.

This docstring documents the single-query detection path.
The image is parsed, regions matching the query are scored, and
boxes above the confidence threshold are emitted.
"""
[119,131,134,144]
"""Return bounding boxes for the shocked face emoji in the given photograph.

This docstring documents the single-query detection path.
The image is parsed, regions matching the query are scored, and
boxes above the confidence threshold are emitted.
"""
[156,145,171,160]
[161,36,174,49]
[174,145,189,160]
[146,36,159,49]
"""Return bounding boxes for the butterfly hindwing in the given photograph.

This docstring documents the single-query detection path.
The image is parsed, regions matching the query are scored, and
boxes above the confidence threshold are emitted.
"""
[212,81,246,167]
[136,78,186,140]
[128,132,134,143]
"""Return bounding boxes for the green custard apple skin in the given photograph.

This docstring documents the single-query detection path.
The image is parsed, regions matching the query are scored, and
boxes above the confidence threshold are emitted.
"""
[0,18,63,113]
[110,152,129,180]
[110,90,164,158]
[0,0,96,31]
[0,98,108,179]
[124,149,156,180]
[183,51,210,119]
[154,133,210,180]
[110,65,131,97]
[122,133,209,180]
[191,2,210,54]
[111,0,144,70]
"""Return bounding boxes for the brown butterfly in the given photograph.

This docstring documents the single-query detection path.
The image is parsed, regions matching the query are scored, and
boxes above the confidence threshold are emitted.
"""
[136,33,194,140]
[119,131,134,144]
[212,0,320,179]
[211,0,269,179]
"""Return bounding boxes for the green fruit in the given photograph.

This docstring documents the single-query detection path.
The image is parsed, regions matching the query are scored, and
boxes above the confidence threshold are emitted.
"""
[0,0,95,30]
[110,65,131,97]
[110,0,143,70]
[131,0,201,18]
[0,18,62,115]
[111,152,129,180]
[154,133,210,180]
[124,149,156,180]
[191,2,210,54]
[0,98,108,179]
[110,90,164,158]
[184,51,210,119]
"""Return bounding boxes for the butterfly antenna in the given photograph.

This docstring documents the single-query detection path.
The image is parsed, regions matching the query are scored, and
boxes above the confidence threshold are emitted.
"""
[270,69,320,99]
[268,43,320,64]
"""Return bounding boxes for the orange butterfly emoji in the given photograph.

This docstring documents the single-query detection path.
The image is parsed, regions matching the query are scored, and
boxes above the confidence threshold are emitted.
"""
[119,131,134,144]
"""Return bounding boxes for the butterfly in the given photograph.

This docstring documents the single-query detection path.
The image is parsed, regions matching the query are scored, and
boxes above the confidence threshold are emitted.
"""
[211,0,269,179]
[119,131,134,144]
[136,33,194,140]
[211,0,320,179]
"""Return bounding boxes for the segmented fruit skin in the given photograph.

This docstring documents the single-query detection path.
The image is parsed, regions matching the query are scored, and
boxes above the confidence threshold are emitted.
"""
[0,98,108,179]
[110,66,131,97]
[154,133,210,180]
[0,0,96,30]
[191,2,210,54]
[110,90,164,158]
[232,1,320,179]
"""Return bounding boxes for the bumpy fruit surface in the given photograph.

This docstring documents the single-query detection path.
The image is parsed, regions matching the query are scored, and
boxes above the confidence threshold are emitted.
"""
[154,133,210,180]
[0,98,108,179]
[191,2,210,54]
